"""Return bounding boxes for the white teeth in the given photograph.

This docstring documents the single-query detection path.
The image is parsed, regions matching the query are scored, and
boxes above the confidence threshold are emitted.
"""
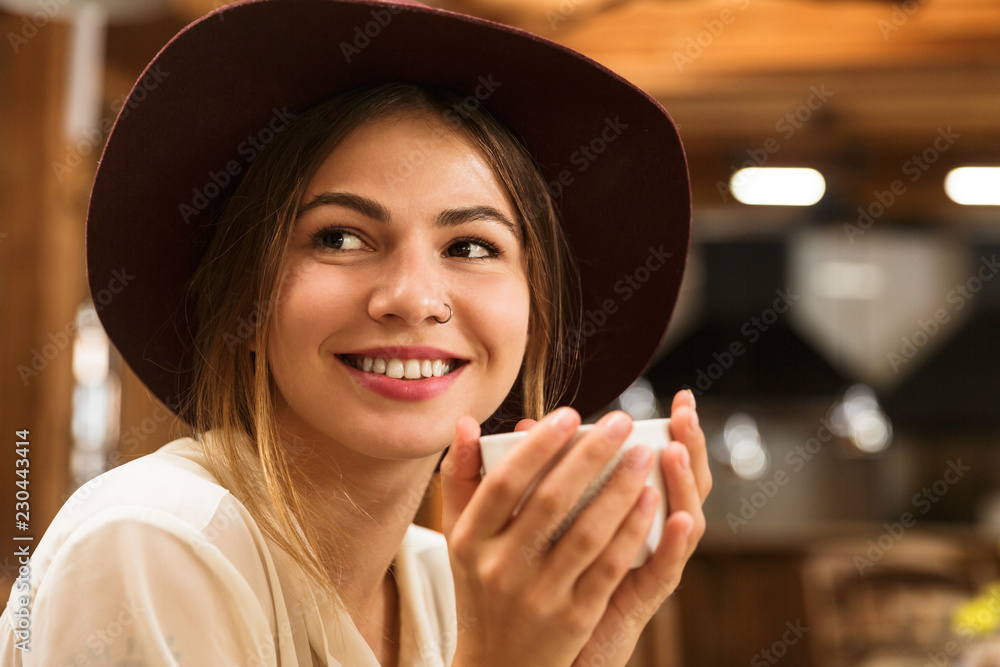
[344,355,458,380]
[403,359,422,379]
[386,359,405,379]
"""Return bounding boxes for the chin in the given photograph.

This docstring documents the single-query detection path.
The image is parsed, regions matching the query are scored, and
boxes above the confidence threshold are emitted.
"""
[325,414,456,457]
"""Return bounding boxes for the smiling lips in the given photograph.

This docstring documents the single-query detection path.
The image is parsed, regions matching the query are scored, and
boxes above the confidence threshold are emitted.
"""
[336,353,467,401]
[338,354,461,379]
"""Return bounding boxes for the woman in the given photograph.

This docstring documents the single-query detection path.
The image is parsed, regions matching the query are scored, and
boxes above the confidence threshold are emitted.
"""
[1,1,709,665]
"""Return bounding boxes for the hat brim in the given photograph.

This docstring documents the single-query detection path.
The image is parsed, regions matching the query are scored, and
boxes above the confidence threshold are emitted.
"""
[86,0,691,433]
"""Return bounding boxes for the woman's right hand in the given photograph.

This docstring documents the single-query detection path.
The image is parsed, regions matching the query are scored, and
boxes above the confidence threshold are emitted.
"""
[439,407,660,667]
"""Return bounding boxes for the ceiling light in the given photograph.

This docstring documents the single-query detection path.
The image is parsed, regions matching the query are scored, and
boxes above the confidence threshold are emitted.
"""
[730,168,826,206]
[812,261,887,300]
[945,167,1000,206]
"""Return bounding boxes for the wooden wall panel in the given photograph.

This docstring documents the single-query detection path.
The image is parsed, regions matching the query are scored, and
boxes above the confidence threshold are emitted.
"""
[0,10,76,597]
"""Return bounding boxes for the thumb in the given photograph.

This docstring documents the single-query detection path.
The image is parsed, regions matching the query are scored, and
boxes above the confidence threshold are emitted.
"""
[440,415,482,538]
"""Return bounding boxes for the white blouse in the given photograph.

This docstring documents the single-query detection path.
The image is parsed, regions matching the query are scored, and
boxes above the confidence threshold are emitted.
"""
[0,435,458,666]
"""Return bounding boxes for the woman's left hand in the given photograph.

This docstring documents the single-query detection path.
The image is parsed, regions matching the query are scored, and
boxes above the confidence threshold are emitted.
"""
[511,389,711,667]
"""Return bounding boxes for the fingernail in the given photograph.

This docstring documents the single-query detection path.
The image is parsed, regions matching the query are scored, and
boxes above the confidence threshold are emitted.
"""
[685,389,697,409]
[625,445,651,471]
[602,412,631,441]
[689,408,699,431]
[550,407,576,434]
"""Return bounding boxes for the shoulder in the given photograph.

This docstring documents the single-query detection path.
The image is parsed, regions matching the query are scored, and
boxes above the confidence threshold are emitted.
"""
[37,435,246,555]
[55,434,228,522]
[0,436,279,661]
[23,434,270,606]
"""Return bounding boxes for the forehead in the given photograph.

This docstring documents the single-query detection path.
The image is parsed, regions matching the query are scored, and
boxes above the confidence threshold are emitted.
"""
[303,113,516,216]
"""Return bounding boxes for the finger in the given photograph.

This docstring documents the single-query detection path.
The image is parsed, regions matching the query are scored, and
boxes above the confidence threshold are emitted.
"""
[661,443,704,549]
[571,480,660,609]
[597,443,705,622]
[626,508,695,615]
[440,416,483,538]
[547,445,654,585]
[568,455,660,604]
[512,411,632,548]
[669,392,711,502]
[670,388,695,415]
[571,439,703,621]
[461,407,581,540]
[622,443,701,610]
[514,418,538,433]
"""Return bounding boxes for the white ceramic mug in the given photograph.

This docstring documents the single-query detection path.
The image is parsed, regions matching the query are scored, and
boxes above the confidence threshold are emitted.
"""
[479,418,670,568]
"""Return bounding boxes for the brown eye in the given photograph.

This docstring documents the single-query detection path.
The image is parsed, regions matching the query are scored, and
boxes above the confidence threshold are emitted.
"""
[449,237,500,260]
[313,227,364,251]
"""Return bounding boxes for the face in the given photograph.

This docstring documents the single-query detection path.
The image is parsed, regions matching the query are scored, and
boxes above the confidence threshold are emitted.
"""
[264,112,530,462]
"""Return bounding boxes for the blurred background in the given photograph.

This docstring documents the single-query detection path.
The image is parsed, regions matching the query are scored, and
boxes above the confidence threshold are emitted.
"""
[1,0,999,664]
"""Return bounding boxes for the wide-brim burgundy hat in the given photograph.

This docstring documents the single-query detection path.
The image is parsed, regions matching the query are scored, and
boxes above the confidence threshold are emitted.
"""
[86,0,691,434]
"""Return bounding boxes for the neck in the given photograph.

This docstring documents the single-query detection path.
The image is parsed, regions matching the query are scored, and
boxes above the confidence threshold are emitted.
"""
[286,432,440,622]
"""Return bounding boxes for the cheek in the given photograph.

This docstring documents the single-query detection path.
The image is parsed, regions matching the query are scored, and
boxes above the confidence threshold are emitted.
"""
[468,276,530,360]
[267,266,356,366]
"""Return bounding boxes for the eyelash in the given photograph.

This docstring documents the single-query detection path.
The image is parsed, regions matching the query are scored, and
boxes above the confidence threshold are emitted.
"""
[310,225,503,261]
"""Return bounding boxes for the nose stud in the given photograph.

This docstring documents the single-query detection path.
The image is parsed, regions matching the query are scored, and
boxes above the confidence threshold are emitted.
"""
[434,303,453,324]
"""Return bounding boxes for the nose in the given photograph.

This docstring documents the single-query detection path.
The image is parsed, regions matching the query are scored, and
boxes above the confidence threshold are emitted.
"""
[368,239,450,326]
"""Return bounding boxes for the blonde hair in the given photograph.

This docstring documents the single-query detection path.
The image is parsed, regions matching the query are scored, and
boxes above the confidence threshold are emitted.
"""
[181,82,583,606]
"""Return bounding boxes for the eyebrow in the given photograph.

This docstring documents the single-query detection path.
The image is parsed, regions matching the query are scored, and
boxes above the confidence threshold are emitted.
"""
[296,191,519,238]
